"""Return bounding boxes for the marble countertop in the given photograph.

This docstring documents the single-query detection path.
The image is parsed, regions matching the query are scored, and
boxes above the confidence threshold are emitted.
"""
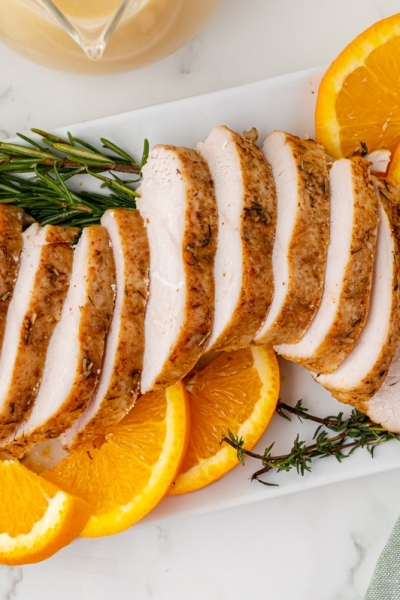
[1,0,400,598]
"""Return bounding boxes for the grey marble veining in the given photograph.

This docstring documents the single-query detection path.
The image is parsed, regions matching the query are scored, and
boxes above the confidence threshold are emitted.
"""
[0,567,23,600]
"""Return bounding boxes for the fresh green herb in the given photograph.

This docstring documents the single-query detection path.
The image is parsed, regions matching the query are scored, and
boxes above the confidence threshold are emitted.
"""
[0,129,149,228]
[352,141,369,157]
[222,399,400,486]
[186,243,199,265]
[243,202,271,224]
[78,357,94,381]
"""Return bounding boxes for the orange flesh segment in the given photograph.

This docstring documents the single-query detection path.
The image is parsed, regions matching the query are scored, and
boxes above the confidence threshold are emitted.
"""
[336,38,400,156]
[1,460,59,536]
[182,348,261,470]
[0,459,91,565]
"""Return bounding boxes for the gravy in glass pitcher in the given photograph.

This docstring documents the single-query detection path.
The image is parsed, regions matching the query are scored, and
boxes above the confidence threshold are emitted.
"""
[0,0,221,74]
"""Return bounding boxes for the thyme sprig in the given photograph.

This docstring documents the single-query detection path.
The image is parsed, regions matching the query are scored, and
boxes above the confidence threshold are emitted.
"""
[222,400,400,486]
[0,129,149,227]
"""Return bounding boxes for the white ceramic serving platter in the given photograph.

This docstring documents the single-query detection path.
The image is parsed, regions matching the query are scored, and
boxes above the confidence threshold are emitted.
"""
[49,65,400,525]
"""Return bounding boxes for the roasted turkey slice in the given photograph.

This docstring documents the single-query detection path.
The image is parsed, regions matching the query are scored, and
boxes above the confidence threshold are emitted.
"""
[254,131,330,346]
[315,196,400,405]
[0,205,23,348]
[197,125,276,351]
[0,224,77,442]
[350,177,400,430]
[275,157,378,373]
[61,209,149,450]
[137,144,217,393]
[5,225,115,457]
[362,344,400,432]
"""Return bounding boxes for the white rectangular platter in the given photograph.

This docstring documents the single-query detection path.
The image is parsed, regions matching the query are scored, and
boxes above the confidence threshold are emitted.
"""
[51,65,400,525]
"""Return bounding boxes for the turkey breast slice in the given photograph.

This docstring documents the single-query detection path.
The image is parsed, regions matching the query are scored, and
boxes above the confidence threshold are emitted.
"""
[362,344,400,432]
[197,125,277,352]
[5,225,116,457]
[0,223,77,442]
[354,177,400,430]
[0,205,23,348]
[275,157,378,373]
[315,196,400,405]
[0,223,77,436]
[61,209,149,450]
[137,144,217,393]
[254,131,330,345]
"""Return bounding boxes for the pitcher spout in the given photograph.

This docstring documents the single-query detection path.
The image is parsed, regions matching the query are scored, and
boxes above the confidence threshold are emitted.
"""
[83,44,106,61]
[40,0,132,61]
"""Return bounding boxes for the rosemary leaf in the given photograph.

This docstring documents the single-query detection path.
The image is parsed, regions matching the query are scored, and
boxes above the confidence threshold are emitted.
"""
[90,172,139,198]
[141,138,150,169]
[66,135,103,155]
[0,143,55,161]
[16,132,49,151]
[100,138,137,164]
[30,128,66,144]
[52,144,116,164]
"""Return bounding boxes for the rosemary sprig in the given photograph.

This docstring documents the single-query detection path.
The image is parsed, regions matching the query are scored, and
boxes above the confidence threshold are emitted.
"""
[0,129,149,227]
[222,400,400,486]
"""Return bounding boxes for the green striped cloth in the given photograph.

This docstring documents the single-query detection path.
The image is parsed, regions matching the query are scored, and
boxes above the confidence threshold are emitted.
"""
[365,515,400,599]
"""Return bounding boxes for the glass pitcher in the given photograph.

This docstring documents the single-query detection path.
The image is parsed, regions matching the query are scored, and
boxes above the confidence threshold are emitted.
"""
[0,0,221,74]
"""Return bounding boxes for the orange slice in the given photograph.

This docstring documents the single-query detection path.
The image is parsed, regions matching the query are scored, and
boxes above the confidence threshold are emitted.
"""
[42,382,189,537]
[387,142,400,182]
[0,459,91,565]
[168,345,279,495]
[315,13,400,158]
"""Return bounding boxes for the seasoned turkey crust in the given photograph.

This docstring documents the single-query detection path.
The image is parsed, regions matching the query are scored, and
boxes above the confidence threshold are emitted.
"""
[198,125,277,352]
[254,131,330,345]
[5,225,116,457]
[62,209,150,449]
[376,177,400,242]
[0,225,77,442]
[276,157,378,373]
[137,145,217,392]
[362,344,400,432]
[0,205,23,348]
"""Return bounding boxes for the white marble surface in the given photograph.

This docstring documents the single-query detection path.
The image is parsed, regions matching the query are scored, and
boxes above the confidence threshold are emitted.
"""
[1,0,400,598]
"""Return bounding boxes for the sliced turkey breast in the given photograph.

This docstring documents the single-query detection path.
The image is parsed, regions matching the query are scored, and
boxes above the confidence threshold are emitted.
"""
[137,144,217,393]
[361,344,400,432]
[315,197,400,405]
[365,149,391,174]
[0,224,77,442]
[275,157,378,373]
[5,225,116,457]
[61,209,149,450]
[254,131,330,346]
[0,205,23,348]
[353,177,400,431]
[196,125,276,351]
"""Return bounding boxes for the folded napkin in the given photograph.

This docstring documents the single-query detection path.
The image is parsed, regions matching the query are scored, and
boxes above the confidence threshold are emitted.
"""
[365,514,400,599]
